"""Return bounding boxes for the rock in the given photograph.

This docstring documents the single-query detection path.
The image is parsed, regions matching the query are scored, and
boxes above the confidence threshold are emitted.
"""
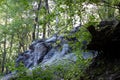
[33,42,49,66]
[82,51,98,59]
[3,26,87,80]
[45,34,58,43]
[42,48,56,63]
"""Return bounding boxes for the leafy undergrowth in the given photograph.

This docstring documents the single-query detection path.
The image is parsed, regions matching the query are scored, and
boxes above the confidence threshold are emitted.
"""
[10,51,91,80]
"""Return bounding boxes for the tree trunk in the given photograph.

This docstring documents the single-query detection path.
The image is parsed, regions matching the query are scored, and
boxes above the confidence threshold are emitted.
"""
[2,34,7,73]
[42,0,50,39]
[32,0,42,40]
[9,35,14,54]
[42,25,46,39]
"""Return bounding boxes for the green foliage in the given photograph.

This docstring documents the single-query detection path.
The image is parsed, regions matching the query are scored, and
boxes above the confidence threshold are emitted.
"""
[11,52,91,80]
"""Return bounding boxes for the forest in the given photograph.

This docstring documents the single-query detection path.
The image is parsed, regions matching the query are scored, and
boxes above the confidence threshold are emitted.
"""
[0,0,120,80]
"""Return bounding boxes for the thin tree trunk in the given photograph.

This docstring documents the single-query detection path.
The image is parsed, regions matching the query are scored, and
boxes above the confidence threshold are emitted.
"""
[32,0,42,40]
[2,34,7,73]
[9,35,14,54]
[32,23,36,41]
[45,0,49,14]
[42,25,46,39]
[43,0,50,38]
[17,34,22,53]
[2,4,7,72]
